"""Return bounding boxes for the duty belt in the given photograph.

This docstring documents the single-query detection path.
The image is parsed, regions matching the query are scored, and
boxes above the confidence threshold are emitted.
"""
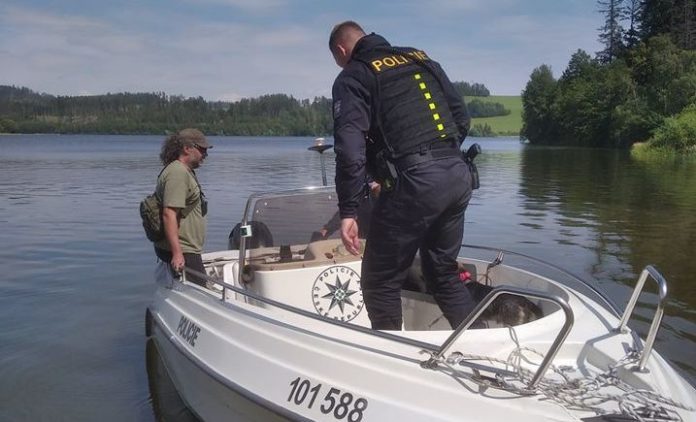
[392,140,462,170]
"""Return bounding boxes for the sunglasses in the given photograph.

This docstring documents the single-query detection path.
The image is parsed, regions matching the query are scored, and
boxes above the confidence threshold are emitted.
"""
[191,144,208,155]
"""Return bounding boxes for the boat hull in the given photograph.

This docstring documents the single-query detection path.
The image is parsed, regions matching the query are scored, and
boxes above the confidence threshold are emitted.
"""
[147,282,696,422]
[149,311,299,421]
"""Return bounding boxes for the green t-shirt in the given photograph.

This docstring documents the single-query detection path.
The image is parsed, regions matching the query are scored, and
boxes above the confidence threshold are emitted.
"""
[154,160,207,254]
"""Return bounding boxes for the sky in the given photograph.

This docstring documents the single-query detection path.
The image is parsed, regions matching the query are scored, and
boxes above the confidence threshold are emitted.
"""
[0,0,604,102]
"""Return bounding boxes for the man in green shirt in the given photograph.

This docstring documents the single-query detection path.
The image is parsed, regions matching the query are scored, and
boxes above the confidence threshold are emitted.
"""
[154,128,211,287]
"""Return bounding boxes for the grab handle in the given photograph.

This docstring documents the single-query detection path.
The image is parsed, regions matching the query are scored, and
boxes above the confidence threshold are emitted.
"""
[616,265,668,372]
[422,286,574,388]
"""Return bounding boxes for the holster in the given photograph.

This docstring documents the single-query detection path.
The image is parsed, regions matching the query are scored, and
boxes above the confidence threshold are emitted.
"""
[465,159,480,190]
[463,143,481,190]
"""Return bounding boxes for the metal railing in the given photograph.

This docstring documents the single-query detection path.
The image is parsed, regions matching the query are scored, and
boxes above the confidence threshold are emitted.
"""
[461,243,622,317]
[183,266,574,389]
[616,265,668,372]
[183,266,442,353]
[421,286,574,388]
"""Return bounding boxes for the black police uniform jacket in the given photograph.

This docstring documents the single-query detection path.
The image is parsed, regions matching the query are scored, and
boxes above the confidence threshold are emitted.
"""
[332,33,470,219]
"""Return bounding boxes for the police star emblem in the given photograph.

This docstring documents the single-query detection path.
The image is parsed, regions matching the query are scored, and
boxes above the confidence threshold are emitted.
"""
[312,265,364,321]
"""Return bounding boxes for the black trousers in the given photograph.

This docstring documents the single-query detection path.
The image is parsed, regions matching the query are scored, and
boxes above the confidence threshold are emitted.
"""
[154,247,207,287]
[361,156,475,330]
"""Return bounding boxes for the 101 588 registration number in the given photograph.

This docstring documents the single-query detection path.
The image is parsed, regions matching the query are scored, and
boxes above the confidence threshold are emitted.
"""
[287,377,368,421]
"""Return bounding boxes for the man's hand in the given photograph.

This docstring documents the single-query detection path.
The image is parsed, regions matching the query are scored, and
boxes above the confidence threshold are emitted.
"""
[162,206,184,273]
[171,252,185,273]
[340,217,361,255]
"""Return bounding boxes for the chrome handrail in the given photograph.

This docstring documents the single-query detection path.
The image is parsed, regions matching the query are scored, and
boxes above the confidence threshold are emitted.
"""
[185,267,572,387]
[616,265,668,372]
[184,267,442,353]
[187,267,572,387]
[422,286,574,389]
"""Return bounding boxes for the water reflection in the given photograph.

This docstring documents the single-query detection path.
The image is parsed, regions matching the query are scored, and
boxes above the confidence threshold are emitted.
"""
[518,146,696,382]
[146,339,200,422]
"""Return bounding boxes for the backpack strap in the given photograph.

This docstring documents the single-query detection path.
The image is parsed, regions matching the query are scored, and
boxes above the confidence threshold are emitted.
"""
[180,169,204,218]
[156,164,204,218]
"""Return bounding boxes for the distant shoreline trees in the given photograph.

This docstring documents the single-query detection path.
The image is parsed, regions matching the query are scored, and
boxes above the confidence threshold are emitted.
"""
[467,99,511,118]
[0,81,509,136]
[452,82,490,97]
[0,87,333,136]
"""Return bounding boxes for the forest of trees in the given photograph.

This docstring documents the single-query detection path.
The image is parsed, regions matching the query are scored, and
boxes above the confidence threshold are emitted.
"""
[467,99,510,118]
[521,0,696,152]
[453,81,491,97]
[0,80,506,135]
[0,87,332,136]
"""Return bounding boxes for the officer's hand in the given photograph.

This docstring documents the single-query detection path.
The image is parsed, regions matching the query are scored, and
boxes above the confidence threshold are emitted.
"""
[368,181,381,198]
[340,218,361,255]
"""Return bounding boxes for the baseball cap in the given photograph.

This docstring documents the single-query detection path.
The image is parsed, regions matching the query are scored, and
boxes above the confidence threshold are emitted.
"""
[179,128,212,149]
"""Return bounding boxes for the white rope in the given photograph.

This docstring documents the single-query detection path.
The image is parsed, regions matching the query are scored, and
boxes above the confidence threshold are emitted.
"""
[426,343,694,421]
[430,267,694,420]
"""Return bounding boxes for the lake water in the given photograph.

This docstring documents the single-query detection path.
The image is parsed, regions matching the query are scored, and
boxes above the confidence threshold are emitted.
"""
[1,135,694,421]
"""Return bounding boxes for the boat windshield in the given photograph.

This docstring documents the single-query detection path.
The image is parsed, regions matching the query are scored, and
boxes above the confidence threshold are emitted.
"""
[237,187,356,267]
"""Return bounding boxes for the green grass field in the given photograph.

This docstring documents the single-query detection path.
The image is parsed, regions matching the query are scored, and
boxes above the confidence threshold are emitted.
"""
[469,95,522,136]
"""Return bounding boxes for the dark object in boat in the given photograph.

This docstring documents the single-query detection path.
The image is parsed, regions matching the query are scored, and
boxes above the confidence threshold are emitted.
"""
[228,221,274,250]
[403,261,543,327]
[464,281,543,327]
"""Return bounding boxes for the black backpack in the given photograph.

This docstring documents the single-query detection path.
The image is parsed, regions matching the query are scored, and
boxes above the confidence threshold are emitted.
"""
[140,192,164,242]
[139,167,205,242]
[140,167,166,242]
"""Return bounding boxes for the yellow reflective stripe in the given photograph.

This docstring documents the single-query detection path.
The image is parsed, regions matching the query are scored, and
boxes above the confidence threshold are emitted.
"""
[416,78,446,133]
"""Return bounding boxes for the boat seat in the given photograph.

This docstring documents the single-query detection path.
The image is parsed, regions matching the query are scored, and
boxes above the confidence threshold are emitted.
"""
[246,239,361,271]
[303,238,362,262]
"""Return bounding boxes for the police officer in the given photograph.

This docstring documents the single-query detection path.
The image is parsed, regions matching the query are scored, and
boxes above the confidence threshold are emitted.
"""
[329,21,476,330]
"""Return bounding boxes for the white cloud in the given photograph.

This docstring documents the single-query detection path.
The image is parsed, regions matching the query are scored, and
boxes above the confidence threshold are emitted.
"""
[1,6,148,59]
[0,2,603,100]
[217,91,244,102]
[255,27,312,47]
[0,6,158,95]
[399,0,519,16]
[3,6,105,31]
[182,0,287,13]
[134,21,335,100]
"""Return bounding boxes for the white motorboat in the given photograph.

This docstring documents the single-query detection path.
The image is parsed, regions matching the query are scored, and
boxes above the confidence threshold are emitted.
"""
[146,186,696,422]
